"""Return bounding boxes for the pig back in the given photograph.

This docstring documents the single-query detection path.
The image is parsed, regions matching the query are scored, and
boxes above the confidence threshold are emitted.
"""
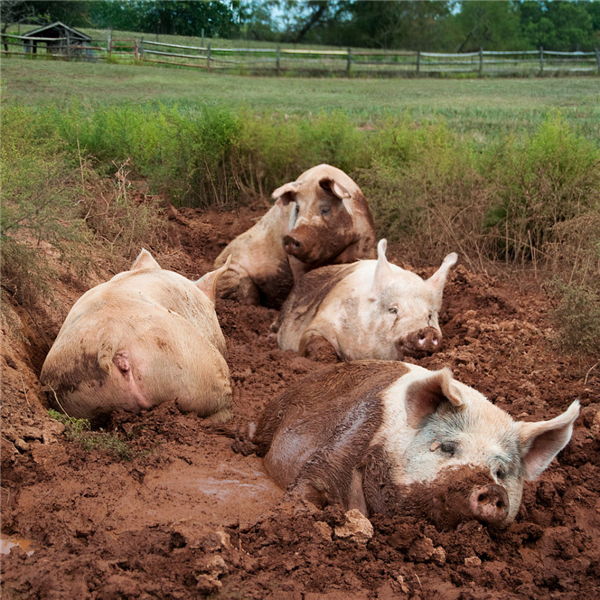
[257,361,409,491]
[277,262,360,353]
[41,270,232,425]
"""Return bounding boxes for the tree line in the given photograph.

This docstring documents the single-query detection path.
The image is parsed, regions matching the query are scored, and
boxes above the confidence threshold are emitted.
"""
[2,1,600,52]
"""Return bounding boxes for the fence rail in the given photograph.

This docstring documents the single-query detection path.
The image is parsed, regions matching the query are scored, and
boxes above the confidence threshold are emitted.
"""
[2,32,599,77]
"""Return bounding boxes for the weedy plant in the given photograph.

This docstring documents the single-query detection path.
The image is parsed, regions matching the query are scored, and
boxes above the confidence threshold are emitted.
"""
[546,279,600,358]
[48,409,135,460]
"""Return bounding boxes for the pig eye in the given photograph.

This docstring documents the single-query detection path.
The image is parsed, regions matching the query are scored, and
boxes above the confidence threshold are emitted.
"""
[320,205,331,216]
[440,441,457,457]
[389,307,398,315]
[495,467,507,480]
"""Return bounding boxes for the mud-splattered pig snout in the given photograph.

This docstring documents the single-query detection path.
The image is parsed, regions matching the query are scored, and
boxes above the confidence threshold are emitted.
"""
[400,326,442,356]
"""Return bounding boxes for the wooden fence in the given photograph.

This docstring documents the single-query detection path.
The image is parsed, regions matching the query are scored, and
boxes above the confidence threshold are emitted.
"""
[2,32,599,77]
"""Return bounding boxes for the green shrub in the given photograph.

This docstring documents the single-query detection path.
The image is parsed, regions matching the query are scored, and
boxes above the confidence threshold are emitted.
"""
[547,279,600,358]
[0,106,88,304]
[482,112,600,265]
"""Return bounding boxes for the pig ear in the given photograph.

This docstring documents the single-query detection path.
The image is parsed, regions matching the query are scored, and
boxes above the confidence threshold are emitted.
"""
[369,239,395,300]
[273,181,300,209]
[131,248,161,271]
[404,368,463,428]
[517,400,580,480]
[426,252,458,299]
[320,177,353,216]
[195,256,233,304]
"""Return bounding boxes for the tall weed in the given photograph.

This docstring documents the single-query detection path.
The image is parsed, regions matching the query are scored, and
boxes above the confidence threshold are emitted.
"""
[482,113,600,269]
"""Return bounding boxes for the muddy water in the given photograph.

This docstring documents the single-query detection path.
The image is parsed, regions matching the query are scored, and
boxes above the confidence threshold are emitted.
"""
[0,534,36,557]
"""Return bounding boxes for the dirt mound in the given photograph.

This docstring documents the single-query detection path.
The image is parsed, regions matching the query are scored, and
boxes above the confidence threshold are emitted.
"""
[2,204,599,599]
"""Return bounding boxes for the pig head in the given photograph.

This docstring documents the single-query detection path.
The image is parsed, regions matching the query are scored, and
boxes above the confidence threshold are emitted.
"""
[276,239,457,361]
[41,249,233,426]
[233,361,580,530]
[275,164,376,268]
[214,164,376,309]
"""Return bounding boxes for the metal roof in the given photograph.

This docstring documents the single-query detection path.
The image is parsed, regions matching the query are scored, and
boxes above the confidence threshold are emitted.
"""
[22,22,92,41]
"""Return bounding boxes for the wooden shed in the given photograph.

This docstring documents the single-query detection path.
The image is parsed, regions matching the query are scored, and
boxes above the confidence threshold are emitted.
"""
[22,22,93,59]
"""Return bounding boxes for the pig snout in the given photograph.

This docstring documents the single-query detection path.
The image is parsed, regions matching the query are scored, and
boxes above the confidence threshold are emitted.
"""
[283,234,304,258]
[403,327,441,355]
[469,484,509,527]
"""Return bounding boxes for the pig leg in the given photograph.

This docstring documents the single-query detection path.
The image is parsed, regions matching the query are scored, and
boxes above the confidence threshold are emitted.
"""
[215,264,260,305]
[299,333,339,363]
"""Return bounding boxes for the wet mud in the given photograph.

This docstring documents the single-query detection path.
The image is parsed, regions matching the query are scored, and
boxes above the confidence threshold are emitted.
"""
[1,203,599,599]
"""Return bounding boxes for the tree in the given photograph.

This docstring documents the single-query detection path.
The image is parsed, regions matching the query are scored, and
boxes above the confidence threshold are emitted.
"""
[453,1,528,52]
[89,1,236,38]
[520,0,596,51]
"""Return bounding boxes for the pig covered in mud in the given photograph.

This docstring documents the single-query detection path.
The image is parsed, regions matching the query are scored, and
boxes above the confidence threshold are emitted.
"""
[214,164,376,308]
[275,239,457,361]
[41,250,233,426]
[233,361,579,529]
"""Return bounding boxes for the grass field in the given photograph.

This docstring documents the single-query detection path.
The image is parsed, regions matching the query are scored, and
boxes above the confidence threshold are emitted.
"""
[3,59,600,144]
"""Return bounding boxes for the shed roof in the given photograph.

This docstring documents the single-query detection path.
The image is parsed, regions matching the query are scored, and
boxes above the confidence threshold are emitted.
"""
[22,22,91,41]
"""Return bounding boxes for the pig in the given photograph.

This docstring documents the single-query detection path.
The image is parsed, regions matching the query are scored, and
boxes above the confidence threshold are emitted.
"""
[275,239,457,361]
[41,249,233,426]
[233,361,580,530]
[214,164,376,309]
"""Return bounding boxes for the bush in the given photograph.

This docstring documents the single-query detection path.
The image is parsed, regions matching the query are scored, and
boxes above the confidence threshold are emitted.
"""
[0,106,88,304]
[482,112,600,267]
[547,279,600,358]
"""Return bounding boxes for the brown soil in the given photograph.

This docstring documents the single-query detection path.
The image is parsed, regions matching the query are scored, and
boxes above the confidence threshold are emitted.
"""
[1,203,599,599]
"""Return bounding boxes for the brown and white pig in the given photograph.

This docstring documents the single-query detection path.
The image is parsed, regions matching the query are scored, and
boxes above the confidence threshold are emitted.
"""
[214,164,376,309]
[233,361,580,530]
[41,249,233,426]
[275,239,457,361]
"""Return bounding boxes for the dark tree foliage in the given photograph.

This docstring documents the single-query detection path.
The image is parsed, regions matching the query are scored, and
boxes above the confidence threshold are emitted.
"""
[89,1,236,38]
[519,0,598,51]
[5,1,599,51]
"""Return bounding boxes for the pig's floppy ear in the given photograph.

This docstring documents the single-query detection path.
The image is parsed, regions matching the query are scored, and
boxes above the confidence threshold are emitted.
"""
[517,400,580,480]
[273,181,301,211]
[404,368,463,428]
[196,256,233,304]
[369,239,395,300]
[319,177,354,216]
[131,248,161,271]
[426,252,458,305]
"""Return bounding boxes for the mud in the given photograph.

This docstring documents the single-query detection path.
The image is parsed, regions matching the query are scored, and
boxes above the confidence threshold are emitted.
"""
[1,202,599,599]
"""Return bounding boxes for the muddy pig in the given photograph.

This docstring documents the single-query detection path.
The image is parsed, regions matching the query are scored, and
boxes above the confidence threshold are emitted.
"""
[214,164,376,309]
[275,239,457,361]
[233,361,579,529]
[41,249,233,426]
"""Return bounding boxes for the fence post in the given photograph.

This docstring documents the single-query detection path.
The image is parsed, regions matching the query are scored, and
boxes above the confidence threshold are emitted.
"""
[108,34,111,60]
[276,45,281,76]
[66,33,71,60]
[201,28,204,48]
[140,38,144,61]
[595,47,600,75]
[346,47,352,77]
[539,46,544,74]
[478,47,483,78]
[134,39,138,61]
[207,43,211,73]
[416,50,421,75]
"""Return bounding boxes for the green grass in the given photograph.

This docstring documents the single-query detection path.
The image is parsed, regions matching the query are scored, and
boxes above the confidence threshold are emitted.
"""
[3,60,600,144]
[48,409,136,460]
